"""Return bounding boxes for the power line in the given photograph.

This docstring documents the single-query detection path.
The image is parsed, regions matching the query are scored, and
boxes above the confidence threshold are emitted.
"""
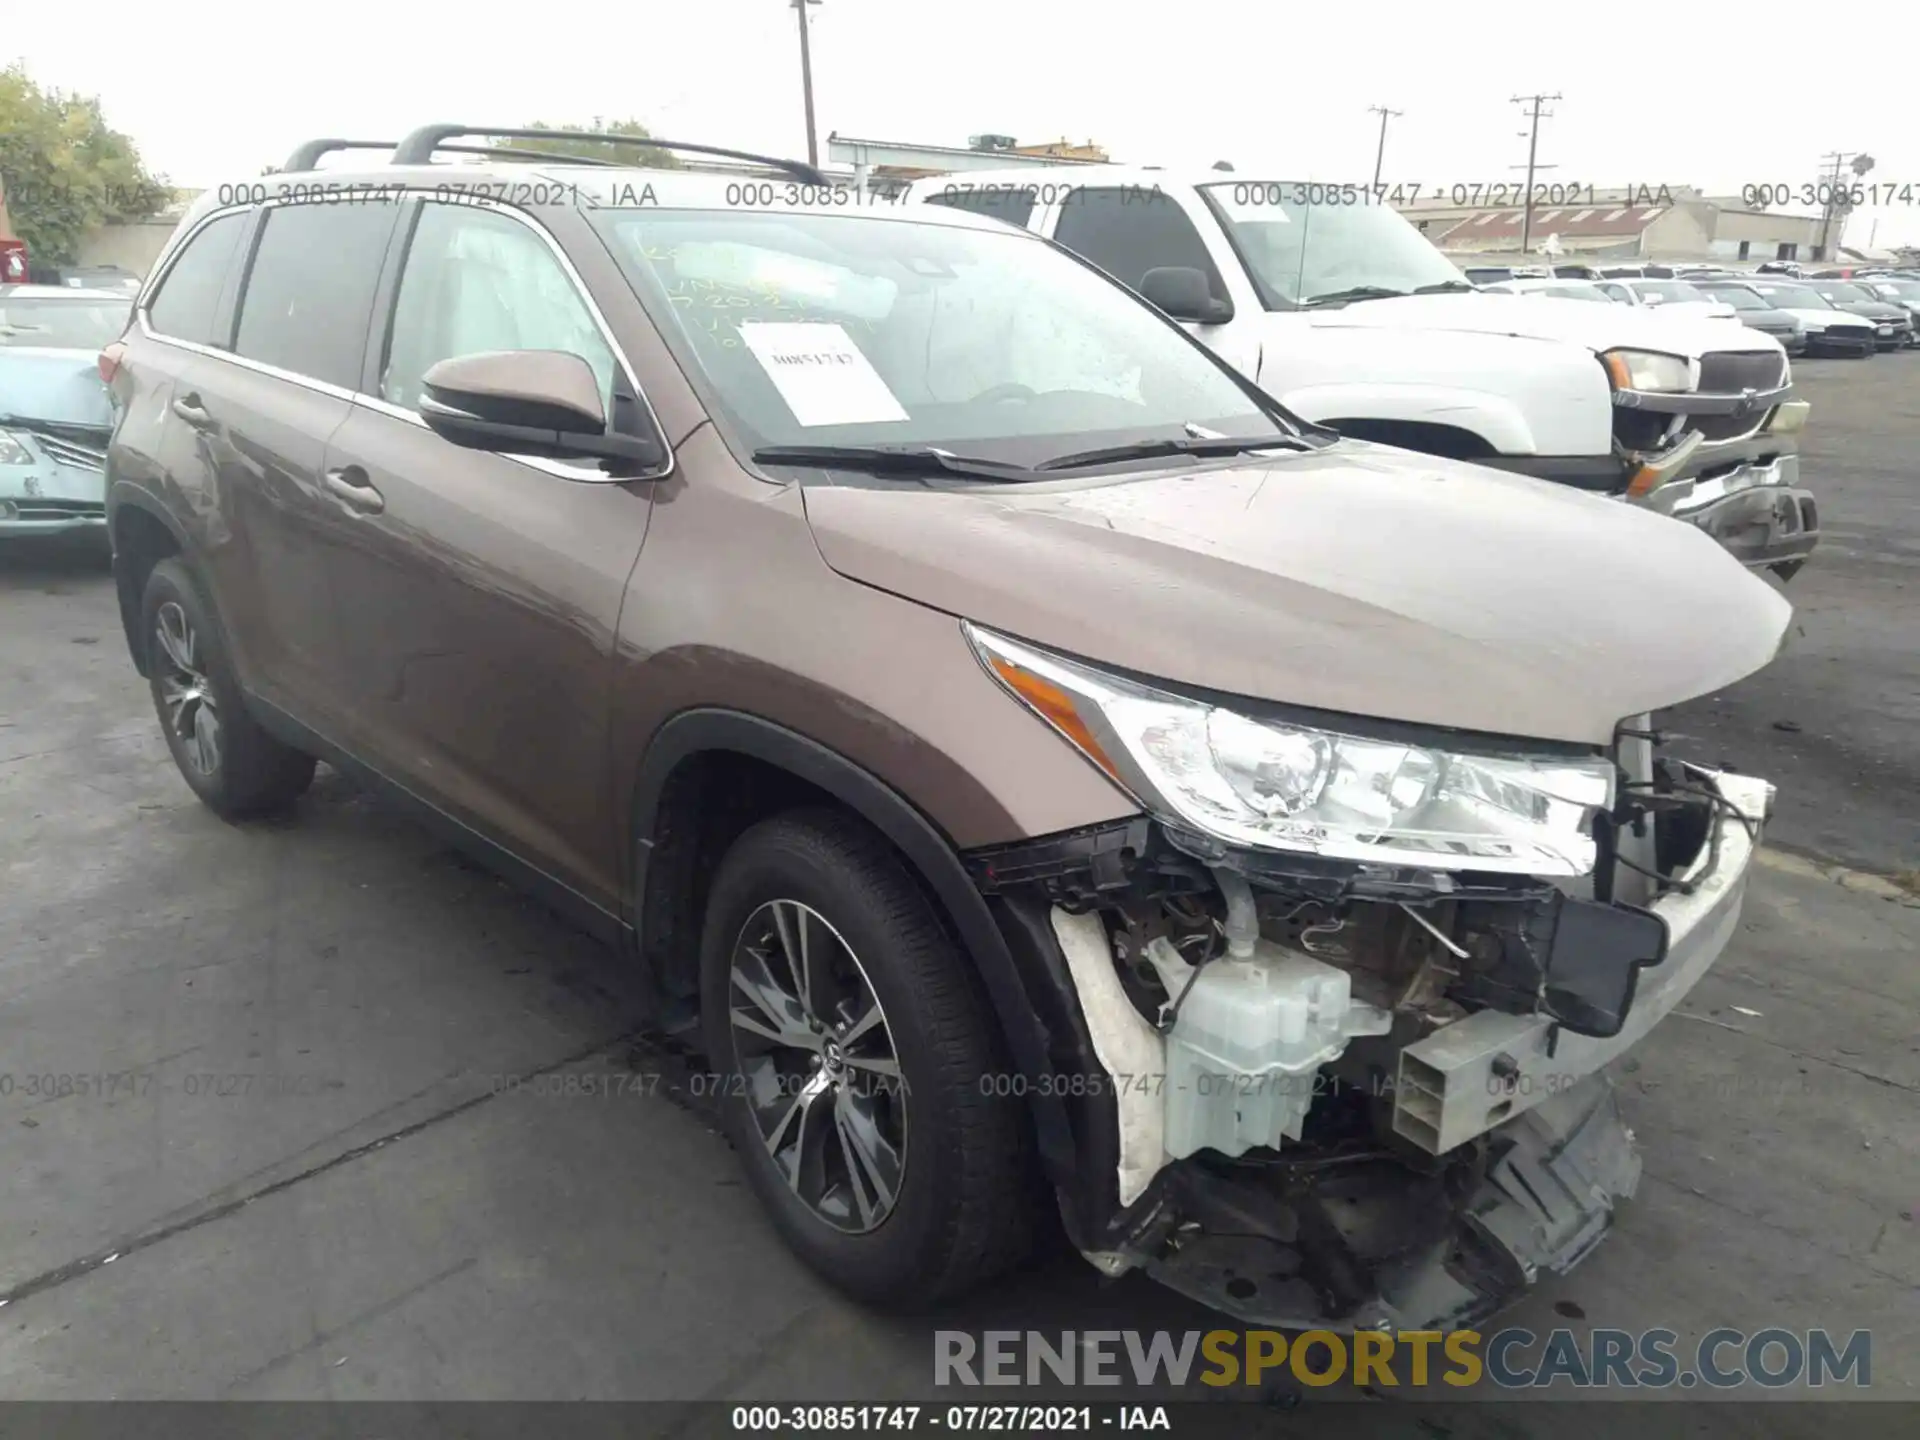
[1367,105,1403,189]
[1509,93,1561,254]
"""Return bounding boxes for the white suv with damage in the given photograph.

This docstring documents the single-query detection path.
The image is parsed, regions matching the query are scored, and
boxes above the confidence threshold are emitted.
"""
[909,169,1821,579]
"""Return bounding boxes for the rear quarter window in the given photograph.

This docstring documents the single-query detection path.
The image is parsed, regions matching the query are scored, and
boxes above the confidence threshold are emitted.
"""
[145,211,249,346]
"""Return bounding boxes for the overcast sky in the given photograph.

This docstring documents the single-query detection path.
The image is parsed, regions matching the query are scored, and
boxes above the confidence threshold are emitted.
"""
[10,0,1919,247]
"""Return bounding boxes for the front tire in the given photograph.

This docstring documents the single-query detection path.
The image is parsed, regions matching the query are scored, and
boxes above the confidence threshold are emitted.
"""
[699,808,1035,1307]
[142,557,315,819]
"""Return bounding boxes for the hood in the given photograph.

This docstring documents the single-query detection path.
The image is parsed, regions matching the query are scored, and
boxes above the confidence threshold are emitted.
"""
[802,442,1791,747]
[1641,301,1737,322]
[1831,300,1910,320]
[1784,308,1873,329]
[1298,292,1776,361]
[0,348,114,430]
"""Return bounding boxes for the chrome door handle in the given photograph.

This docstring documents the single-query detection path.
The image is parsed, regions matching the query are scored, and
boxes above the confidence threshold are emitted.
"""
[171,395,212,427]
[323,466,385,514]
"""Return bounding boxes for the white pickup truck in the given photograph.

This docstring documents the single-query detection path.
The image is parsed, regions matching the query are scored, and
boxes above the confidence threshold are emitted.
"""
[907,169,1819,578]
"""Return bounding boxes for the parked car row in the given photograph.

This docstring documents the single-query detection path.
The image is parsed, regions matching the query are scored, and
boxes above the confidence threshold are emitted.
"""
[99,125,1789,1338]
[0,284,132,541]
[1479,265,1918,357]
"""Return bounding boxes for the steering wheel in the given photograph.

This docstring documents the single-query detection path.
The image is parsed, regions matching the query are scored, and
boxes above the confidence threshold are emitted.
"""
[971,382,1037,405]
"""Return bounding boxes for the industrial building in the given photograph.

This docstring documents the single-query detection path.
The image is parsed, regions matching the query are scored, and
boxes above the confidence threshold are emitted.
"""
[825,132,1109,190]
[1398,185,1831,264]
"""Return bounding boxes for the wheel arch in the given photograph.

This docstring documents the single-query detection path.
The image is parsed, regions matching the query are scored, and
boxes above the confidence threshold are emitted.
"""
[107,485,191,677]
[1321,416,1502,459]
[629,708,1083,1197]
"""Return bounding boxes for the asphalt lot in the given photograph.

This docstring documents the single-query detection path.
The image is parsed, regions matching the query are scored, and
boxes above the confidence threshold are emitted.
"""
[1666,356,1920,877]
[0,358,1914,1425]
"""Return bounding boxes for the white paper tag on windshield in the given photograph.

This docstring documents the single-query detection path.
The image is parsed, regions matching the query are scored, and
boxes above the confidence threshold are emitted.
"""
[740,322,909,427]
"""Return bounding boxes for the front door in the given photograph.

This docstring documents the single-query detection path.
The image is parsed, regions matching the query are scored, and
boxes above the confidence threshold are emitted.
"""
[316,199,657,913]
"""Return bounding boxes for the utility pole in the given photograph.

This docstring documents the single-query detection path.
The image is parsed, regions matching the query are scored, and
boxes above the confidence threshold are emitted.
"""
[1367,105,1403,189]
[792,0,823,168]
[1510,92,1561,254]
[1815,151,1874,261]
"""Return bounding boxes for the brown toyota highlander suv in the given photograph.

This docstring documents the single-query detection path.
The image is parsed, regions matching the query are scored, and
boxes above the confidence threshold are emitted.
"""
[102,127,1788,1332]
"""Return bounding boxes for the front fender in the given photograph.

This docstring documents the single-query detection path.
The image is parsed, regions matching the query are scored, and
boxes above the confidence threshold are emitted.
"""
[1259,326,1614,456]
[629,708,1105,1239]
[1280,382,1544,455]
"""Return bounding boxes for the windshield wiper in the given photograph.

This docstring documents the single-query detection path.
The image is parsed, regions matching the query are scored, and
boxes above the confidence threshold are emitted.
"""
[751,443,1033,482]
[1411,280,1477,294]
[1035,433,1310,472]
[1299,285,1408,308]
[0,414,108,439]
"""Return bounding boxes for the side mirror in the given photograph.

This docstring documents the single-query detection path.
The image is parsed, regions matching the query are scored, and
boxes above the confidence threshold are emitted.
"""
[419,350,664,472]
[1138,267,1234,325]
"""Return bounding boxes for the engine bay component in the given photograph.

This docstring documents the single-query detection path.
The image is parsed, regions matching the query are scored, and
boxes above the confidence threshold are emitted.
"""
[1150,931,1391,1160]
[968,743,1771,1331]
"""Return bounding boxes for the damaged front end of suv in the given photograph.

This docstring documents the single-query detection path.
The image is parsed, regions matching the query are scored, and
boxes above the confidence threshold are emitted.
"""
[962,627,1773,1332]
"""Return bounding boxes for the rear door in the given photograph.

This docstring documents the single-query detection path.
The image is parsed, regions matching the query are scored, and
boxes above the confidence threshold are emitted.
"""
[156,200,401,729]
[110,208,251,549]
[314,197,659,914]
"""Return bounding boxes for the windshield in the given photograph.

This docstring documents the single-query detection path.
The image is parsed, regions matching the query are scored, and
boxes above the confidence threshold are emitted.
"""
[1810,283,1874,304]
[1750,284,1831,310]
[1632,281,1710,304]
[1196,182,1466,309]
[1704,286,1768,311]
[0,296,133,349]
[1870,280,1920,300]
[590,210,1286,466]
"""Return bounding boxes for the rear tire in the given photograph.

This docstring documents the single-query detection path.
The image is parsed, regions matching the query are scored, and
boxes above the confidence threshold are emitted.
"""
[142,557,315,819]
[699,808,1035,1307]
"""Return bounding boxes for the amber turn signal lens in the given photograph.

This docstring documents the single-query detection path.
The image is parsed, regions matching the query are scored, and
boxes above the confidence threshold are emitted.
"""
[1625,464,1664,499]
[986,654,1123,782]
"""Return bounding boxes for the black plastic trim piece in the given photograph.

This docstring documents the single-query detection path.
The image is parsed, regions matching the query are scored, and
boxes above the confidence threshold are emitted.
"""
[104,483,194,676]
[628,709,1086,1212]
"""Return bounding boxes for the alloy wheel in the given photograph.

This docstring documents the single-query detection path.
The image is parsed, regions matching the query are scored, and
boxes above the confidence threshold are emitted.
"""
[727,898,906,1234]
[154,601,221,776]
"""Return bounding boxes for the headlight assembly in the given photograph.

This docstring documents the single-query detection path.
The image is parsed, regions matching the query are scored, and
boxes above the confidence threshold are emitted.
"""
[0,431,34,466]
[1602,349,1691,392]
[969,625,1615,878]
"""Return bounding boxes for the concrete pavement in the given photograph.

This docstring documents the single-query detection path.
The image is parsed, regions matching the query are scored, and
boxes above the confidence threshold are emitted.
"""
[1,357,1915,1413]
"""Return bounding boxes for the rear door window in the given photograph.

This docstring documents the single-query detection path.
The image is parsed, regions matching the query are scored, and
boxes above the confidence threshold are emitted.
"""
[233,202,400,388]
[146,212,249,346]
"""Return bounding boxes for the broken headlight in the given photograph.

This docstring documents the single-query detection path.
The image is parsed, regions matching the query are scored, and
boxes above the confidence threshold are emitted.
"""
[969,625,1614,877]
[1601,349,1690,392]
